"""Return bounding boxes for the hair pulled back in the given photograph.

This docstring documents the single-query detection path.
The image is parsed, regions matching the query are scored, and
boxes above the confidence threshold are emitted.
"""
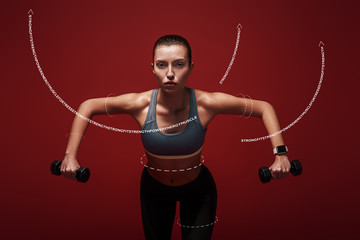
[152,35,192,66]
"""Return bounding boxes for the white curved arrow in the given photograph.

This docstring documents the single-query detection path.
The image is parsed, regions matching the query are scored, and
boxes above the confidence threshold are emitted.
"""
[28,10,196,134]
[241,41,325,142]
[219,23,242,84]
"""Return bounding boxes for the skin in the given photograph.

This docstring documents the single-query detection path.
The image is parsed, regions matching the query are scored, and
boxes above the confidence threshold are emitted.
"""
[61,44,291,185]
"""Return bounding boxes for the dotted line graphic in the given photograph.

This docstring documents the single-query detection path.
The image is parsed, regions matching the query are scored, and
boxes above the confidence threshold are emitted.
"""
[241,41,325,142]
[244,94,253,119]
[140,154,205,172]
[105,93,116,118]
[219,24,242,85]
[176,216,219,228]
[28,9,324,143]
[27,10,198,134]
[235,93,253,119]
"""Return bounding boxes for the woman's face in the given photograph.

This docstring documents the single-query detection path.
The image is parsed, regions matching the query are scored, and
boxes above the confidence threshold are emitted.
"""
[152,44,193,92]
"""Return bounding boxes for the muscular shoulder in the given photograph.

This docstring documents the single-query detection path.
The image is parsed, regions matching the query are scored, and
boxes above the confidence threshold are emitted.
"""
[193,88,224,109]
[101,89,153,115]
[193,88,245,115]
[125,89,152,112]
[193,88,269,116]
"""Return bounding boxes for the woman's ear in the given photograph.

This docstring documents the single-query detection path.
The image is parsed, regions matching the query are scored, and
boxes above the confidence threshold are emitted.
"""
[189,62,194,73]
[151,63,155,74]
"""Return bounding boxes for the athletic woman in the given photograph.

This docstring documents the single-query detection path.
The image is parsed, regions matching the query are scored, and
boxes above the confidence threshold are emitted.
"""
[60,35,291,240]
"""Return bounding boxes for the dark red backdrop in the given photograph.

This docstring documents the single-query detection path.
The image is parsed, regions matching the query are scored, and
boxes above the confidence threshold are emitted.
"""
[2,0,359,239]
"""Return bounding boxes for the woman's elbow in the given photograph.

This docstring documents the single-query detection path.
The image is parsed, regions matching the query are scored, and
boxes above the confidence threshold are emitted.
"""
[261,101,275,118]
[78,99,94,116]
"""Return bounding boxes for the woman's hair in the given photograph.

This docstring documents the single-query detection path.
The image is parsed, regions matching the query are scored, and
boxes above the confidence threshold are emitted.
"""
[152,35,192,66]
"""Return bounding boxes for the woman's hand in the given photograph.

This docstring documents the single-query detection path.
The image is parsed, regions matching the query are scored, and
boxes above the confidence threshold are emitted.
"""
[61,154,81,180]
[268,154,291,180]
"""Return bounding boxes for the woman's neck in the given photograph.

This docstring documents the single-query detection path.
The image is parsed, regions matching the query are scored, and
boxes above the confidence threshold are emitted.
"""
[157,87,189,113]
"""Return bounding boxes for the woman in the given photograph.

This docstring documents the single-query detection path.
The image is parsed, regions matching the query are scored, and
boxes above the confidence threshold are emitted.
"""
[61,35,291,240]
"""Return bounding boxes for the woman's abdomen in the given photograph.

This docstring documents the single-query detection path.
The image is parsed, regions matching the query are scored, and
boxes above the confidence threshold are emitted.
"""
[144,150,203,186]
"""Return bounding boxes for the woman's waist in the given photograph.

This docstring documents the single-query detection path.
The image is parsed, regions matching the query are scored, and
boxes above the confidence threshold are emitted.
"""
[144,150,204,185]
[144,162,203,187]
[145,148,203,169]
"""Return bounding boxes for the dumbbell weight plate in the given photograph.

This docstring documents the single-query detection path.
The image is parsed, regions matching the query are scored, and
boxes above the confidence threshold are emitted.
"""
[259,167,272,183]
[50,160,62,176]
[76,167,90,183]
[290,160,302,176]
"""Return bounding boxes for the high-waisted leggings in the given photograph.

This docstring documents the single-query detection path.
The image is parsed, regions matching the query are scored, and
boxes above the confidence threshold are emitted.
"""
[140,164,217,240]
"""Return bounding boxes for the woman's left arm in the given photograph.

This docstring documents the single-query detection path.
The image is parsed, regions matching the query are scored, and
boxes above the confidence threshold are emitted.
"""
[205,92,291,180]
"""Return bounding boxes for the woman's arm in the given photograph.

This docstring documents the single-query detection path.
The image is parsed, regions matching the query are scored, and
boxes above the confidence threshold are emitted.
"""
[204,92,291,180]
[61,92,144,180]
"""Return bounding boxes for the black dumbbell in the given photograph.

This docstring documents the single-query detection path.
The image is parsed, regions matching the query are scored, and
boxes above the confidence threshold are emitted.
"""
[50,160,90,183]
[259,159,302,183]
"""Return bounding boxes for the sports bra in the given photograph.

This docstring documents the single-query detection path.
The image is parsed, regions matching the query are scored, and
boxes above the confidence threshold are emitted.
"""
[140,88,207,156]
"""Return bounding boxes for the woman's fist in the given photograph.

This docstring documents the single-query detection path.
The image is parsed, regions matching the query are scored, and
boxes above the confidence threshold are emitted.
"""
[269,154,291,180]
[61,154,80,180]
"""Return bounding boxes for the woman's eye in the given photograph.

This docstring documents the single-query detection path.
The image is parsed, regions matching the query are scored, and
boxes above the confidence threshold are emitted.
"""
[157,63,165,68]
[176,63,184,67]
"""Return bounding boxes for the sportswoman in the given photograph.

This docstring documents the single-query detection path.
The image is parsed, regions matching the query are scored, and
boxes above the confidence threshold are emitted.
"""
[60,35,291,240]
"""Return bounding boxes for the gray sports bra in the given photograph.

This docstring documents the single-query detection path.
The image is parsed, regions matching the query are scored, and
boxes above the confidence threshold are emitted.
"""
[140,88,207,156]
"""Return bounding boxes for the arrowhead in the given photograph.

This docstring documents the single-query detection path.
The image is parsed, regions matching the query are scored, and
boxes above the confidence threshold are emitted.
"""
[319,41,324,47]
[236,23,242,30]
[28,9,33,15]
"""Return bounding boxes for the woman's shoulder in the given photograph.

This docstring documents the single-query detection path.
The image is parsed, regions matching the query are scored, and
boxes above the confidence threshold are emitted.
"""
[192,88,220,112]
[192,88,210,97]
[137,89,153,97]
[132,89,153,108]
[192,88,236,110]
[192,88,217,106]
[114,89,153,112]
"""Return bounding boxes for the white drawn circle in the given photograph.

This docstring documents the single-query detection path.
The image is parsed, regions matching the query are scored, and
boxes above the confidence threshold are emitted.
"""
[176,216,219,228]
[140,153,205,172]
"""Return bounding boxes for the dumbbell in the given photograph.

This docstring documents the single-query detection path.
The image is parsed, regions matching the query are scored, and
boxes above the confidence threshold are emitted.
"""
[50,160,90,183]
[258,159,302,183]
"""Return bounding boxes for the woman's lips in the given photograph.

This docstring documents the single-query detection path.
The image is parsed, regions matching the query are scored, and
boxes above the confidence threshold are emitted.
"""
[164,82,176,86]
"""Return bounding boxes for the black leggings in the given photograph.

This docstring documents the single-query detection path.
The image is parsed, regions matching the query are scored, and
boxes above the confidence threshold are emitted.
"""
[140,164,217,240]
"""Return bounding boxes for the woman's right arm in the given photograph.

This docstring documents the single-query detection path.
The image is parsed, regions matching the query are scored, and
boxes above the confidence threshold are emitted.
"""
[61,93,146,180]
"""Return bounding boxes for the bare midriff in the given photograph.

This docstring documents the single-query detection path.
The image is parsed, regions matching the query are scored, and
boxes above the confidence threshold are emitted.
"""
[144,146,203,186]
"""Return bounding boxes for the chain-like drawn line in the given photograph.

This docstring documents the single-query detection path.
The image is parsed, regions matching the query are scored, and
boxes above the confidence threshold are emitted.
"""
[243,94,253,119]
[241,43,325,142]
[219,24,242,85]
[140,154,205,172]
[235,93,254,119]
[105,93,116,118]
[176,216,219,228]
[28,12,197,134]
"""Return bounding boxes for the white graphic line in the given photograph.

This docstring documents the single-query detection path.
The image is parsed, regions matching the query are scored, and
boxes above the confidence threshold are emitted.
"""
[241,41,325,142]
[28,10,197,134]
[219,23,242,85]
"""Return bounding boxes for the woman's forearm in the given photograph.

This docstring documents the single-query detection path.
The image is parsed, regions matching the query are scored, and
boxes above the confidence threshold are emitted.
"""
[64,101,93,158]
[261,103,285,149]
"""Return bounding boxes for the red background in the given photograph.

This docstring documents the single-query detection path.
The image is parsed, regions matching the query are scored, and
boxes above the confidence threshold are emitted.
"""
[2,0,359,239]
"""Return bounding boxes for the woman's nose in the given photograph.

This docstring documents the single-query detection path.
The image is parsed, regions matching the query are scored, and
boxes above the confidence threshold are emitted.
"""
[167,66,174,79]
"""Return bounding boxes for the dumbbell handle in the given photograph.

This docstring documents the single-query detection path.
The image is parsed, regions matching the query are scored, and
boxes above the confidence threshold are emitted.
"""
[50,160,90,183]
